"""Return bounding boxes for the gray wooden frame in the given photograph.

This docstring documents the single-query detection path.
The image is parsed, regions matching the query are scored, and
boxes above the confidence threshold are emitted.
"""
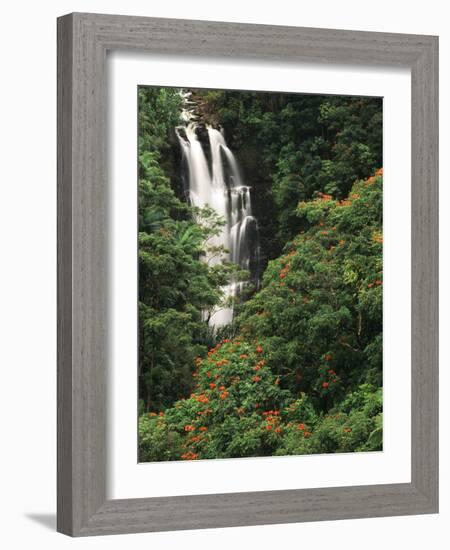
[57,12,439,537]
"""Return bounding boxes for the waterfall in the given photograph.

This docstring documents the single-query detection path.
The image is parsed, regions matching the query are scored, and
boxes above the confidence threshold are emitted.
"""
[176,93,260,327]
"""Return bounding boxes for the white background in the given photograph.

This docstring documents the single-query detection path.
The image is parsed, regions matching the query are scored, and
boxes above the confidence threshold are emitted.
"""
[0,1,447,549]
[109,54,411,498]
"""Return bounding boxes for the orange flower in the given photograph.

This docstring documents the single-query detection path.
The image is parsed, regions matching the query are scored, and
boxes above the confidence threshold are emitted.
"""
[255,346,264,354]
[240,354,249,359]
[266,425,272,431]
[184,425,195,432]
[372,232,383,244]
[297,423,305,431]
[274,427,282,434]
[252,375,261,382]
[194,394,209,404]
[322,382,329,389]
[199,426,208,432]
[220,391,229,400]
[343,427,352,433]
[181,451,198,460]
[219,385,226,391]
[209,382,216,389]
[375,279,382,285]
[303,431,312,438]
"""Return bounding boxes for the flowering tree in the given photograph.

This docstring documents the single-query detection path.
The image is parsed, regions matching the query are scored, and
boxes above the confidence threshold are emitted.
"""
[139,173,383,460]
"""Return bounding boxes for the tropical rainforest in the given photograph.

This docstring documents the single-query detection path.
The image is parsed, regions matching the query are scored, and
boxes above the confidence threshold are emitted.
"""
[138,86,383,461]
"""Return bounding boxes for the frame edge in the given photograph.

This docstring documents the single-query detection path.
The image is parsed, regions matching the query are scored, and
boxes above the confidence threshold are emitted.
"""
[410,34,439,511]
[57,12,74,537]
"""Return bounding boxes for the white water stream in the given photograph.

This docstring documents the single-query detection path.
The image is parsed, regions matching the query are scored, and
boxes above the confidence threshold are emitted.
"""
[176,92,260,327]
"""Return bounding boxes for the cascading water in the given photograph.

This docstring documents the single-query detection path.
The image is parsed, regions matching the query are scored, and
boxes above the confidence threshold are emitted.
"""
[176,92,260,327]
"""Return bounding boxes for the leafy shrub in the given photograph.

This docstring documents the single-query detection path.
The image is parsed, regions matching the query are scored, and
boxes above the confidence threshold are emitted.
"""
[139,338,382,461]
[237,172,383,406]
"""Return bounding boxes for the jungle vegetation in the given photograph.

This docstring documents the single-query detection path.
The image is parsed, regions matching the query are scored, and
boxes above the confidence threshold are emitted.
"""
[138,87,383,461]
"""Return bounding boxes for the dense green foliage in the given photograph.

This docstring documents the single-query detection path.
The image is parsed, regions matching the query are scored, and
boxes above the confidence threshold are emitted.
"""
[238,173,383,405]
[138,86,383,460]
[196,90,382,256]
[139,335,382,461]
[138,88,235,410]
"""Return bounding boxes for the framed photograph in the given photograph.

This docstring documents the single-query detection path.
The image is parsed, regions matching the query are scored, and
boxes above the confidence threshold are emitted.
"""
[57,13,438,536]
